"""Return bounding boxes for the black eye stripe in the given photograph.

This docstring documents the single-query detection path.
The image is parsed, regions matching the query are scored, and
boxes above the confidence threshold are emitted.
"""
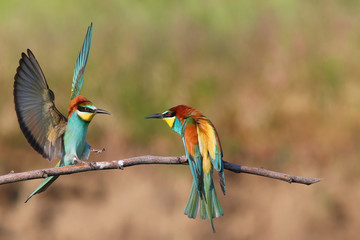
[163,111,175,118]
[78,106,94,113]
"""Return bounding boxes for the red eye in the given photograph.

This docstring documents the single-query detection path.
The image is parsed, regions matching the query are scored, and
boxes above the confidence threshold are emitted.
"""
[78,106,93,113]
[165,112,171,117]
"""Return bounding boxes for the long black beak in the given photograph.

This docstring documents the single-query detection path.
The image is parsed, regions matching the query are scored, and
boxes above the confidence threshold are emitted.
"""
[95,108,111,115]
[145,113,163,119]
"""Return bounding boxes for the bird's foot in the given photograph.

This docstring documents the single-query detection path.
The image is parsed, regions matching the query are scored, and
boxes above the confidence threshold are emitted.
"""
[72,156,87,165]
[91,147,106,154]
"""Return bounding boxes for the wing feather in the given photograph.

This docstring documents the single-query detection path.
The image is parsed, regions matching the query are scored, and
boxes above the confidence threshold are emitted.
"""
[14,49,67,161]
[70,23,93,99]
[196,117,225,195]
[182,117,203,189]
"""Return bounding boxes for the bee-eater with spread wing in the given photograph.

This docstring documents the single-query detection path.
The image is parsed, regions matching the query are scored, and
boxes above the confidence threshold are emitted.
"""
[146,105,225,232]
[14,23,110,203]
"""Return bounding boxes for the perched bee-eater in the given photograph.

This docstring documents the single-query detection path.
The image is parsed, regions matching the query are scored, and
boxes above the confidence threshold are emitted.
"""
[13,23,110,203]
[146,105,225,232]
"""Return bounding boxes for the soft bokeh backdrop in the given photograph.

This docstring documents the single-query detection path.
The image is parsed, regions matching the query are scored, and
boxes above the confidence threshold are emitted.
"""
[1,0,360,239]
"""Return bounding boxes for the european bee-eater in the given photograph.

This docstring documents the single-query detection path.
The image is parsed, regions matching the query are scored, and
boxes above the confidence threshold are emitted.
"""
[146,105,225,232]
[13,23,110,203]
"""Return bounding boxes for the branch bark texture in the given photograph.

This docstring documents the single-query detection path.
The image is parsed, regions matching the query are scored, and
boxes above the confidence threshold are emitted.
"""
[0,155,321,186]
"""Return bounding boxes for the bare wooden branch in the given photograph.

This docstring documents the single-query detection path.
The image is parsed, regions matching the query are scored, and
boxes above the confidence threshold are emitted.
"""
[0,155,321,186]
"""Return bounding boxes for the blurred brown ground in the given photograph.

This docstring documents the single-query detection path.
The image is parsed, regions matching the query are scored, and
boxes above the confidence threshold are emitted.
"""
[1,1,360,239]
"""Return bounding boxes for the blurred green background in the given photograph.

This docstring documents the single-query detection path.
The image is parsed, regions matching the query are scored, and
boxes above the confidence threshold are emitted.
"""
[1,0,360,239]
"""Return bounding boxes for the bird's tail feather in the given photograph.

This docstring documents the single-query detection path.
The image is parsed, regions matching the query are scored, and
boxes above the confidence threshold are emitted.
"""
[184,172,224,233]
[25,175,59,203]
[25,160,62,203]
[202,172,223,232]
[184,181,199,218]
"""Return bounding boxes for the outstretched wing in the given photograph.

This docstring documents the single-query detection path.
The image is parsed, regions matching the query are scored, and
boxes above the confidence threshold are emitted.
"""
[70,23,93,99]
[14,49,67,161]
[197,117,225,195]
[182,117,203,191]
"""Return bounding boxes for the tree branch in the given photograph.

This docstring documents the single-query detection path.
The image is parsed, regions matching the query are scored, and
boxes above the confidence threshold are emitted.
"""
[0,155,321,186]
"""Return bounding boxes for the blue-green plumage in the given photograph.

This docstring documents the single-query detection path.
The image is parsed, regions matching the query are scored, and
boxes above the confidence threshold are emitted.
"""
[24,107,93,203]
[63,111,91,165]
[71,23,93,100]
[14,23,110,202]
[146,105,225,232]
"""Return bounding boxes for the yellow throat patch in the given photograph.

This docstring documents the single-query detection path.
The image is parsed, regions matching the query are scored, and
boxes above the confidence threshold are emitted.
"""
[163,116,175,128]
[77,111,95,122]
